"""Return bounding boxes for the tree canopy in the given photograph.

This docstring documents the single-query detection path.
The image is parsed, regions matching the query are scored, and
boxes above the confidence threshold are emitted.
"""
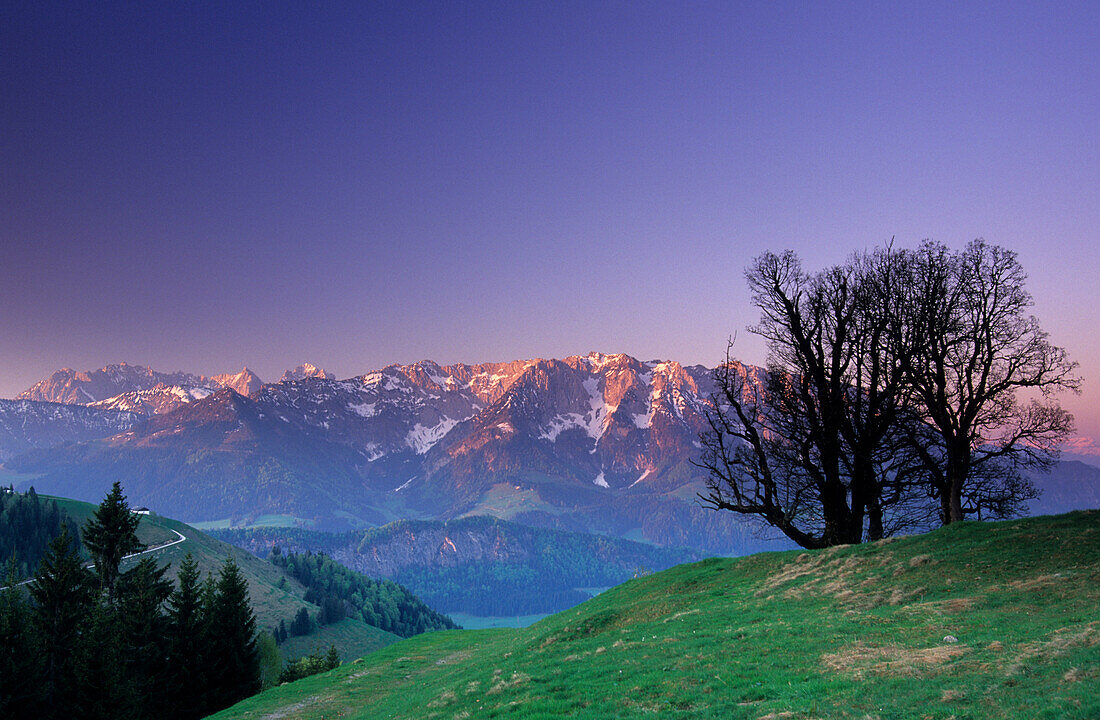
[82,480,143,604]
[699,240,1078,548]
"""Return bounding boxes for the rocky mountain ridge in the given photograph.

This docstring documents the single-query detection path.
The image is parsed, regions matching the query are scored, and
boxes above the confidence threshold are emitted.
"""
[4,353,760,552]
[7,353,1090,555]
[0,399,143,461]
[16,362,264,409]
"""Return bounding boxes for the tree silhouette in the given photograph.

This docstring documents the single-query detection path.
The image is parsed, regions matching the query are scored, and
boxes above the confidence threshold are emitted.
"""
[907,240,1079,522]
[699,240,1078,546]
[204,557,259,712]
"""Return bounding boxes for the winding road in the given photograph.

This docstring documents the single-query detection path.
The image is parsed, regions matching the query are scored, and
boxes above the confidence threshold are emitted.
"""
[4,527,188,589]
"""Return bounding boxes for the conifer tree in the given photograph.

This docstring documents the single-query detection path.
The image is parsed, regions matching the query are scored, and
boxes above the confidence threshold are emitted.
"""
[290,606,312,636]
[0,559,45,718]
[118,556,173,719]
[82,481,143,604]
[77,602,131,720]
[205,557,260,712]
[166,554,207,720]
[30,526,95,719]
[277,618,288,643]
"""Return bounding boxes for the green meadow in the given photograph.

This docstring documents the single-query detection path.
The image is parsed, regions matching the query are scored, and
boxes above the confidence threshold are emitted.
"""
[212,510,1099,720]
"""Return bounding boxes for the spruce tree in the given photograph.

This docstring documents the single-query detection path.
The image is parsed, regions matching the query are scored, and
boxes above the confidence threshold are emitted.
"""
[76,602,131,720]
[277,618,288,643]
[0,559,45,719]
[118,556,173,719]
[82,481,143,604]
[30,526,95,719]
[165,554,207,720]
[205,557,260,712]
[290,606,312,636]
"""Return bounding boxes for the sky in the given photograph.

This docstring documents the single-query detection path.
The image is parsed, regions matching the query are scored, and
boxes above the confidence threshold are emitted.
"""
[1,2,1098,441]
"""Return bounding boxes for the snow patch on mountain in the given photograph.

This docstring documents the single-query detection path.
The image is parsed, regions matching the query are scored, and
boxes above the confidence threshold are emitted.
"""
[539,413,587,442]
[348,402,379,418]
[594,471,609,488]
[582,378,609,443]
[583,352,630,373]
[383,376,411,393]
[406,417,460,454]
[89,385,214,415]
[280,363,334,382]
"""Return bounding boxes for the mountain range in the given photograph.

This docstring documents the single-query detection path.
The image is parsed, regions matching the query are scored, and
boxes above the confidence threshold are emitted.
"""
[17,362,265,406]
[1,354,771,553]
[2,354,1096,556]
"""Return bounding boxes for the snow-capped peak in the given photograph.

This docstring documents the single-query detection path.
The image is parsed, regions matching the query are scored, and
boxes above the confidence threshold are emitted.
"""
[280,363,335,383]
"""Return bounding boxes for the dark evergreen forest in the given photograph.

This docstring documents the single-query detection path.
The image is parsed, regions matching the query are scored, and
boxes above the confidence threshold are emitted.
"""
[0,484,261,720]
[0,487,82,580]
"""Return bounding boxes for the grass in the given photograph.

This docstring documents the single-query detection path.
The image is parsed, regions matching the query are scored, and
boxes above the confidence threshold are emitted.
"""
[461,482,566,520]
[447,613,551,630]
[188,518,235,530]
[47,495,178,548]
[278,618,398,662]
[144,514,403,661]
[211,510,1099,719]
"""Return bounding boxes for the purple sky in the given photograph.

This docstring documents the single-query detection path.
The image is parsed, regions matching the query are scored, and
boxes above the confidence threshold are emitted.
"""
[2,2,1098,443]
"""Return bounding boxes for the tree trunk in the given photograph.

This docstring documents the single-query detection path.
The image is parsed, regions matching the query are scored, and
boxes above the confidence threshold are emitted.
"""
[948,481,965,523]
[944,450,968,523]
[867,495,884,541]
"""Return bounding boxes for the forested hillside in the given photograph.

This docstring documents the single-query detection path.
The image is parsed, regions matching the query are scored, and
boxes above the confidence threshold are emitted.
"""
[0,487,465,720]
[0,484,263,720]
[0,487,82,580]
[271,549,457,636]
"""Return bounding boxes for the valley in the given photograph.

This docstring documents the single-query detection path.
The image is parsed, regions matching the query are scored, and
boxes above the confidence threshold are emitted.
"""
[209,515,701,618]
[3,355,1098,628]
[7,5,1096,717]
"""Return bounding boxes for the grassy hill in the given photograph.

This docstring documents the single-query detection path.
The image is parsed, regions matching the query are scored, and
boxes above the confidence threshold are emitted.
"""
[211,510,1098,719]
[44,495,400,661]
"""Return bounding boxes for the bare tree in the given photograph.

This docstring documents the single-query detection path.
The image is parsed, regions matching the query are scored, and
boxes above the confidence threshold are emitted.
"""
[698,348,830,548]
[697,248,933,548]
[698,240,1072,547]
[907,240,1079,523]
